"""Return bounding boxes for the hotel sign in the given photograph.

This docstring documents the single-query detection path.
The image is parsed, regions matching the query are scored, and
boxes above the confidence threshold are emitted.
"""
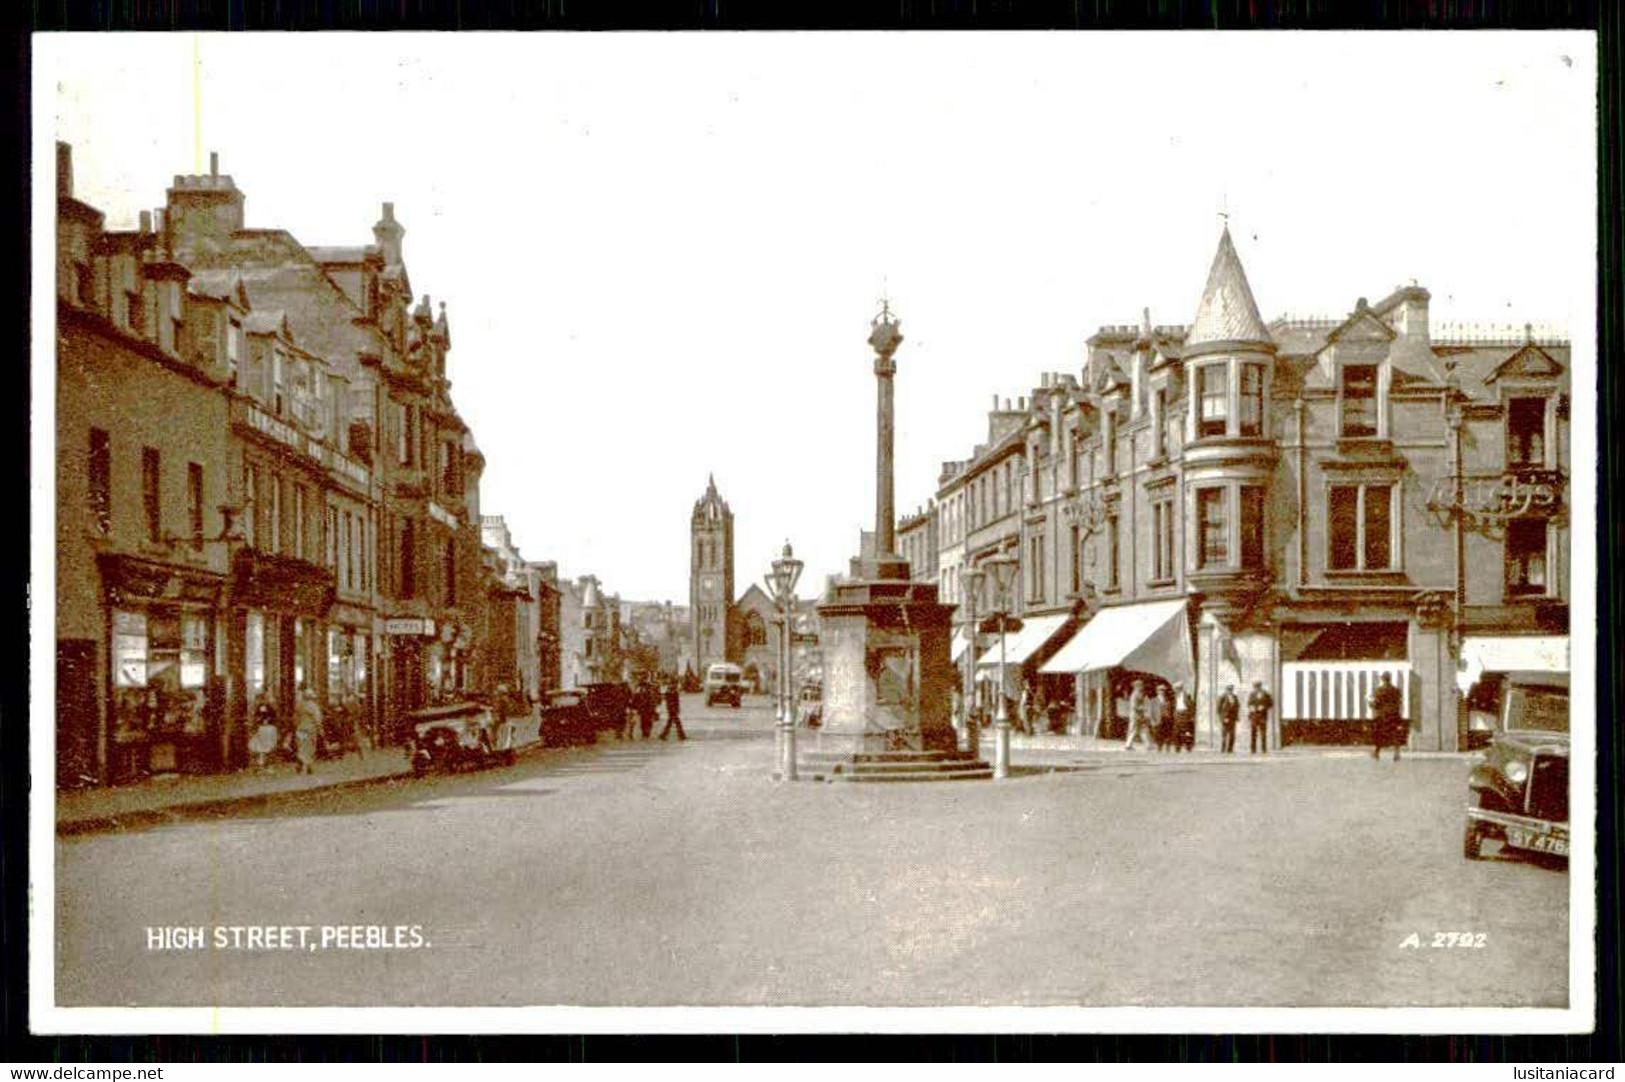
[384,617,436,637]
[1425,470,1564,520]
[243,402,370,488]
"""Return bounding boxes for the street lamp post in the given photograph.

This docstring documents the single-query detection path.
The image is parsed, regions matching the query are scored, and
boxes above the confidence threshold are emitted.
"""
[985,553,1020,781]
[960,565,986,757]
[766,541,804,780]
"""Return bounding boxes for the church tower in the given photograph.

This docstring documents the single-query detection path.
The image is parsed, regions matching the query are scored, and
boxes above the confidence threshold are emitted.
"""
[690,474,736,674]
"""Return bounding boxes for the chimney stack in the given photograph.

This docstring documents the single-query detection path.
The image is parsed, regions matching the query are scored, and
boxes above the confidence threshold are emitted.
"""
[139,210,152,234]
[56,142,73,199]
[209,151,218,178]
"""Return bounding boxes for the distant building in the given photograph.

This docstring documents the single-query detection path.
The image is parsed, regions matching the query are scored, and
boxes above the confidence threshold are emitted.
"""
[689,475,736,674]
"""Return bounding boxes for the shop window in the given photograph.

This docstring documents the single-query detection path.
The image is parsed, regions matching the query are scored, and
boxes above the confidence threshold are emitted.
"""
[1506,519,1548,596]
[141,447,160,543]
[1339,364,1378,438]
[1197,487,1227,568]
[1239,364,1264,438]
[1328,483,1394,571]
[187,462,203,550]
[89,428,111,534]
[1152,496,1176,582]
[1198,365,1228,438]
[245,612,266,702]
[1508,397,1547,467]
[112,611,148,688]
[1240,485,1266,569]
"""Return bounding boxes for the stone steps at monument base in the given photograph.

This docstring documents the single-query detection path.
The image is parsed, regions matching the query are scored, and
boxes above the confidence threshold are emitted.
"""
[797,751,995,782]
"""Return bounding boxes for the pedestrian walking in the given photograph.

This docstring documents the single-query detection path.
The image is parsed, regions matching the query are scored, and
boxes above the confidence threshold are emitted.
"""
[294,685,321,775]
[1217,685,1240,753]
[248,695,280,771]
[658,680,686,741]
[1151,683,1171,751]
[1174,682,1197,752]
[637,680,658,740]
[1247,679,1273,755]
[1369,672,1406,762]
[1123,678,1152,751]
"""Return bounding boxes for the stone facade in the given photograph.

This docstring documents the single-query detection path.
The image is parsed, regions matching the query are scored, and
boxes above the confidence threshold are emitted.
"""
[927,227,1570,750]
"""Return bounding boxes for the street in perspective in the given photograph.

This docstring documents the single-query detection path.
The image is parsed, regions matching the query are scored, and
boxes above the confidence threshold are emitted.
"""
[41,33,1583,1019]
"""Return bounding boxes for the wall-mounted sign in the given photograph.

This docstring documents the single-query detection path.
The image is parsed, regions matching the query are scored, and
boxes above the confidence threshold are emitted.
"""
[1425,470,1564,520]
[427,501,459,530]
[384,617,436,637]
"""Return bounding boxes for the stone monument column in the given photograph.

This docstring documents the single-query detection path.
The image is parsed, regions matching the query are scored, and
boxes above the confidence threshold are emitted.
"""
[872,303,900,560]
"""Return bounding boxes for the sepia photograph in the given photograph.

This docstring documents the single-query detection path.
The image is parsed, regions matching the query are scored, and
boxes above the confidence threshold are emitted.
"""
[29,29,1597,1033]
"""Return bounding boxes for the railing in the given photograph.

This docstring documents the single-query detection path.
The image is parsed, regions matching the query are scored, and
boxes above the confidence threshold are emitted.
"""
[234,398,370,488]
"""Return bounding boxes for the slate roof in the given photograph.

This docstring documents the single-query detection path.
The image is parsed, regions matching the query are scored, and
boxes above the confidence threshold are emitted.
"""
[1186,227,1272,349]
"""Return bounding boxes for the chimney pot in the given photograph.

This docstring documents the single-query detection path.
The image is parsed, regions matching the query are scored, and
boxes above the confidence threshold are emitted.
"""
[210,151,218,177]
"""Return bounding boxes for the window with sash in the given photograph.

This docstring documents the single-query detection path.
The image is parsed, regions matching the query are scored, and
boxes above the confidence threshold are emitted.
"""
[1340,365,1378,438]
[1197,487,1227,568]
[1328,482,1394,571]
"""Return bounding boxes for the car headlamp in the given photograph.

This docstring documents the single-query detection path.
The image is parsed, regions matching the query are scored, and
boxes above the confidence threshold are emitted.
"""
[1504,760,1529,785]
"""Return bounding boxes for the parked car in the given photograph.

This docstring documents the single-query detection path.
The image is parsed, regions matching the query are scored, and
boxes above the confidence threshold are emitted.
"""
[405,700,517,775]
[1464,672,1568,864]
[538,683,630,746]
[704,662,745,708]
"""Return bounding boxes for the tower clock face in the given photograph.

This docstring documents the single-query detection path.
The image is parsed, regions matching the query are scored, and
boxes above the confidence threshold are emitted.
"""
[702,577,715,592]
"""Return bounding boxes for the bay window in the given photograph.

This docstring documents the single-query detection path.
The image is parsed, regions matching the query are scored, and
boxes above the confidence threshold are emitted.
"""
[1238,364,1265,437]
[1198,365,1228,438]
[1507,397,1547,467]
[1239,485,1266,569]
[1197,487,1227,568]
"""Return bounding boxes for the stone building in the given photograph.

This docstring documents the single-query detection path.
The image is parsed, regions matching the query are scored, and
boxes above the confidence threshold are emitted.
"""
[529,561,563,693]
[932,226,1570,750]
[896,503,938,586]
[480,515,543,700]
[689,475,736,674]
[734,586,821,696]
[55,144,234,784]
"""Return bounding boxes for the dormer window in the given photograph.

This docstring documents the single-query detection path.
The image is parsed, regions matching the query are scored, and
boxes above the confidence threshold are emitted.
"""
[1152,387,1169,459]
[1507,397,1547,467]
[1340,364,1378,438]
[227,320,242,384]
[1197,365,1227,438]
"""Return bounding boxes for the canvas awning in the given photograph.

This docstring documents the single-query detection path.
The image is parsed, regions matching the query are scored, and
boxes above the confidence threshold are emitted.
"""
[1039,598,1193,686]
[975,613,1073,670]
[1456,636,1569,695]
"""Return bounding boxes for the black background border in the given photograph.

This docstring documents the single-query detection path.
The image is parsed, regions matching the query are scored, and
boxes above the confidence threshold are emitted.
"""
[5,0,1619,1065]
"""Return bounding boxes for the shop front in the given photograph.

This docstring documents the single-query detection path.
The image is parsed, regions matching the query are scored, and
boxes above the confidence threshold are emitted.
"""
[972,613,1076,731]
[326,603,375,743]
[228,549,335,765]
[97,554,225,782]
[1278,622,1411,746]
[382,615,435,743]
[1040,599,1194,740]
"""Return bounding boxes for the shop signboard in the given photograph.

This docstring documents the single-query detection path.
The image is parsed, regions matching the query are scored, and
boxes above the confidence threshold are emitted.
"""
[384,617,436,637]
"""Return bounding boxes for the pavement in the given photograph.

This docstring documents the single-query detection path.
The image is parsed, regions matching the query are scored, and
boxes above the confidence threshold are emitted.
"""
[57,706,1473,835]
[52,694,1567,1009]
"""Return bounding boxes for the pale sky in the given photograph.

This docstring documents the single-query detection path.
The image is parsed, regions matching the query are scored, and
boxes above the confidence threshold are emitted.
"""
[40,31,1596,603]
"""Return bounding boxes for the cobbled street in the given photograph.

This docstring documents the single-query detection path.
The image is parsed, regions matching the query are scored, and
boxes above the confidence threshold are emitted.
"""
[56,696,1568,1009]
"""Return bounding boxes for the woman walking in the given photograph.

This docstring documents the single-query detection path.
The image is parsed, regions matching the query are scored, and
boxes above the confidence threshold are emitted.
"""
[294,685,322,775]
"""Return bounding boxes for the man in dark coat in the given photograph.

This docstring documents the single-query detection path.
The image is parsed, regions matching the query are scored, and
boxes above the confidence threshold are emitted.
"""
[636,680,658,740]
[1217,685,1240,753]
[1173,682,1197,752]
[1247,680,1273,755]
[1370,672,1406,761]
[658,679,686,741]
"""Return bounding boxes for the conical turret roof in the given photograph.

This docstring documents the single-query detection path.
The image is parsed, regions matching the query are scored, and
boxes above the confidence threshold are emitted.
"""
[1187,227,1272,349]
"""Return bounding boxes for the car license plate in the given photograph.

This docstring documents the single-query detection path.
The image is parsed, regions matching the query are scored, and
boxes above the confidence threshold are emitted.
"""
[1506,826,1568,856]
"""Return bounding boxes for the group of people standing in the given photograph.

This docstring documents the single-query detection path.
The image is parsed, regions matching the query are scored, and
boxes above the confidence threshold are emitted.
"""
[1122,679,1198,752]
[1214,681,1274,754]
[619,678,686,742]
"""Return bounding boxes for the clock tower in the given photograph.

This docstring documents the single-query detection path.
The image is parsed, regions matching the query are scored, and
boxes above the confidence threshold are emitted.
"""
[690,474,736,674]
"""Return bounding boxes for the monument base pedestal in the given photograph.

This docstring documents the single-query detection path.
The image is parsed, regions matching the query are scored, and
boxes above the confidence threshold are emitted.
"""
[801,572,990,781]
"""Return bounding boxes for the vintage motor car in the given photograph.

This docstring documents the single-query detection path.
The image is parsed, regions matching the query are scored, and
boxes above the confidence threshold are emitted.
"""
[538,682,629,746]
[704,662,745,708]
[1464,671,1569,863]
[405,700,517,775]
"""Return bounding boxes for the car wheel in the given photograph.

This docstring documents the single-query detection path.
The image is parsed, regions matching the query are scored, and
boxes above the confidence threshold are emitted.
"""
[1463,821,1483,861]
